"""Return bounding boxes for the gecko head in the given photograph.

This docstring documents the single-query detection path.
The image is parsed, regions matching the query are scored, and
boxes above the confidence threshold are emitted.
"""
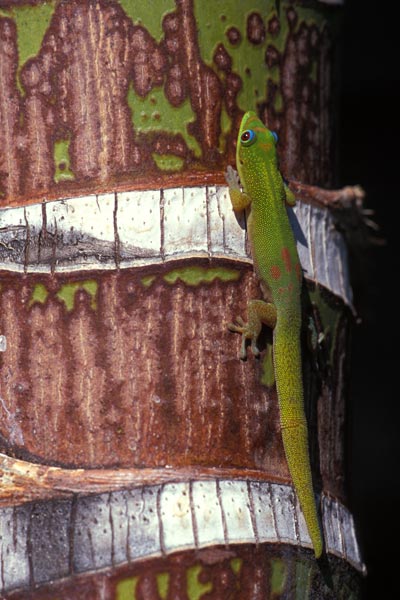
[236,111,278,168]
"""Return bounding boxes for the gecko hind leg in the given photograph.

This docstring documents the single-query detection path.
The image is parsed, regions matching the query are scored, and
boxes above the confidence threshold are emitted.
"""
[228,299,277,360]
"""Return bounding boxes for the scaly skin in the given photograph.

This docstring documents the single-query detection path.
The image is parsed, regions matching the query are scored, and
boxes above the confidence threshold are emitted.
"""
[226,111,323,558]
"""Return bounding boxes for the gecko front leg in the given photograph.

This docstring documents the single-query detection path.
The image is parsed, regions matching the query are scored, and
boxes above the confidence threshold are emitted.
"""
[225,165,251,211]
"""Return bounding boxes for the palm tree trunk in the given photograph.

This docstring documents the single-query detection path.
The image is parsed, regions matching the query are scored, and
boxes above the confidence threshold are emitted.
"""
[0,1,366,597]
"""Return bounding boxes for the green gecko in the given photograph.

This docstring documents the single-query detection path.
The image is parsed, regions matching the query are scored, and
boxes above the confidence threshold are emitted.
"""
[225,111,323,558]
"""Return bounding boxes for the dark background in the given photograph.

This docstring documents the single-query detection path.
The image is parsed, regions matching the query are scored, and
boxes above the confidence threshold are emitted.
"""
[339,1,399,597]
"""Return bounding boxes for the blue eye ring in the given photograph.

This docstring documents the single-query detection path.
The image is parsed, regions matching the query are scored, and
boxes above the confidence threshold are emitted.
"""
[240,129,256,146]
[271,131,278,144]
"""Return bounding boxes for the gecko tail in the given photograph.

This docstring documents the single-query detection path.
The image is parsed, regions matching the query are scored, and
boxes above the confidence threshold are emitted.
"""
[274,321,324,558]
[280,421,323,558]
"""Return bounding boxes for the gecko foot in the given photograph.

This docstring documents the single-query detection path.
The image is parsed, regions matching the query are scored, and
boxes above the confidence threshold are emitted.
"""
[228,316,260,360]
[225,165,241,190]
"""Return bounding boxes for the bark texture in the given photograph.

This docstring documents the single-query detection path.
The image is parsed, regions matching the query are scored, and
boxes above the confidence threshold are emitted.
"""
[0,0,337,205]
[0,0,363,598]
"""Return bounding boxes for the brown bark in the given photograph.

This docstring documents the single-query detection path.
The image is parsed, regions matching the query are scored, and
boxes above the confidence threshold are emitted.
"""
[0,1,364,597]
[0,0,341,206]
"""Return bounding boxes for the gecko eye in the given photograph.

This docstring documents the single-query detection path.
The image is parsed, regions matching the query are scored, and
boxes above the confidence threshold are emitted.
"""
[271,131,278,144]
[240,129,256,146]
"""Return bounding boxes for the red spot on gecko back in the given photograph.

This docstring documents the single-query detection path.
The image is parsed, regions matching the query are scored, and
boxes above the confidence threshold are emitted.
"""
[278,282,294,295]
[281,247,292,272]
[270,265,281,280]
